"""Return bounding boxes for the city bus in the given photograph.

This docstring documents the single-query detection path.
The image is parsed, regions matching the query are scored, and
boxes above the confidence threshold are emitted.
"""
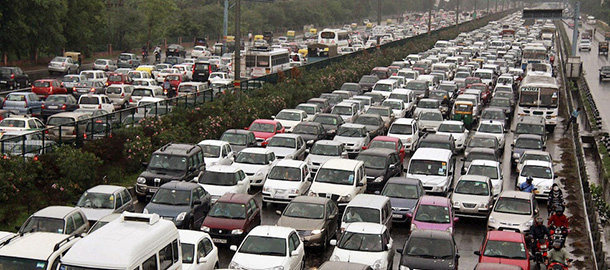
[243,47,290,78]
[318,28,350,48]
[518,75,560,131]
[521,45,549,69]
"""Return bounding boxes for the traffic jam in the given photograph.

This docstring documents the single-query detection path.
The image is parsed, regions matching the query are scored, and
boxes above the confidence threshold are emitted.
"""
[0,8,579,270]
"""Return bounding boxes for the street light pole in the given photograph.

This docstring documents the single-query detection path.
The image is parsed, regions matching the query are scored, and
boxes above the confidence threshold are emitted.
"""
[487,0,490,14]
[378,0,382,26]
[428,3,432,36]
[456,0,460,26]
[234,0,241,93]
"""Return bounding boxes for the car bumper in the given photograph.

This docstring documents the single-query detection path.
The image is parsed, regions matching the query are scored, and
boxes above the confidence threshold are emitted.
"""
[299,231,326,246]
[48,66,68,73]
[487,223,529,233]
[262,192,299,204]
[207,231,246,246]
[391,210,412,223]
[453,206,490,218]
[247,174,265,186]
[135,184,160,197]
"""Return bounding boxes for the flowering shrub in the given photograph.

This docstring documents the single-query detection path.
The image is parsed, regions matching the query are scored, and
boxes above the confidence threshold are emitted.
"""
[124,135,153,170]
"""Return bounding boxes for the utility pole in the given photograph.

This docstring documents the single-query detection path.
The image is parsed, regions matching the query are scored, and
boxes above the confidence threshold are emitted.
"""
[456,0,460,26]
[495,0,498,13]
[487,0,490,14]
[428,3,433,36]
[474,0,477,19]
[571,1,580,56]
[234,0,241,94]
[378,0,382,25]
[223,0,229,54]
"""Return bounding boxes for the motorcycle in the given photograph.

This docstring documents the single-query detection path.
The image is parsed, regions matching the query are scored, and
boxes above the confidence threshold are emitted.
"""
[549,225,569,247]
[154,51,161,63]
[142,50,148,59]
[534,237,550,269]
[547,259,573,270]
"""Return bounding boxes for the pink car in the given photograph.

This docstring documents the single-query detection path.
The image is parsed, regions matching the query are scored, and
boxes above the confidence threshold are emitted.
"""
[408,195,459,234]
[245,119,285,147]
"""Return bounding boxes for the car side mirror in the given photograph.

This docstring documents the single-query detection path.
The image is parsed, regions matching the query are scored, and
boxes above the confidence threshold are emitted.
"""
[244,127,249,130]
[357,181,364,187]
[330,239,337,246]
[511,143,515,147]
[460,158,465,161]
[396,248,404,254]
[291,250,300,256]
[229,245,238,251]
[474,250,481,256]
[275,210,282,216]
[543,146,546,151]
[406,213,412,218]
[389,164,396,170]
[554,175,558,179]
[193,200,202,205]
[271,115,276,119]
[454,217,460,222]
[305,149,309,153]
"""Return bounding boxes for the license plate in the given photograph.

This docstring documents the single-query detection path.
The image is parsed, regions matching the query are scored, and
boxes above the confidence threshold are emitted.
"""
[212,238,227,244]
[0,80,6,84]
[149,188,158,193]
[48,106,58,109]
[199,73,206,75]
[392,214,403,218]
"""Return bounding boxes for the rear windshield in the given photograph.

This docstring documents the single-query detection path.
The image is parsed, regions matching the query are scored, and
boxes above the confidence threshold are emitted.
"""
[6,95,26,101]
[46,95,68,103]
[34,81,50,87]
[79,97,100,104]
[48,117,76,126]
[119,54,131,60]
[108,75,123,82]
[132,89,153,96]
[106,86,123,94]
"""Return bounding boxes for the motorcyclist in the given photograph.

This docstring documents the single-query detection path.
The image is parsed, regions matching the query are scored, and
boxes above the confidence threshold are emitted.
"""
[547,240,571,267]
[519,176,536,193]
[153,46,162,62]
[547,183,565,213]
[528,217,551,254]
[548,206,570,229]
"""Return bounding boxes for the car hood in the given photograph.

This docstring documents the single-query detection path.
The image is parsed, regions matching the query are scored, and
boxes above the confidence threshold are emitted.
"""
[308,154,337,165]
[265,178,303,191]
[401,255,455,270]
[362,125,381,133]
[389,197,418,212]
[232,253,287,269]
[233,163,266,174]
[436,131,465,141]
[321,124,339,132]
[78,208,114,222]
[145,202,191,218]
[451,193,490,205]
[365,168,385,178]
[266,147,297,158]
[331,248,387,267]
[310,182,354,196]
[412,220,452,231]
[251,131,275,140]
[276,216,325,231]
[202,216,247,230]
[140,169,185,181]
[480,256,529,270]
[294,133,318,142]
[489,211,532,225]
[406,174,448,185]
[276,120,300,129]
[200,184,238,197]
[334,136,366,145]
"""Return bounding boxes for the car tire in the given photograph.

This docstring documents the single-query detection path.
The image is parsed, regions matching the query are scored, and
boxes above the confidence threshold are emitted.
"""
[321,234,328,251]
[214,262,219,269]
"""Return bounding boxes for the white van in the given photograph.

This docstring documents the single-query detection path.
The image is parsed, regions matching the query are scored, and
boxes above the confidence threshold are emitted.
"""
[406,148,455,195]
[59,213,181,270]
[341,194,392,232]
[0,232,80,270]
[308,159,367,208]
[372,79,399,98]
[80,70,108,84]
[388,118,419,152]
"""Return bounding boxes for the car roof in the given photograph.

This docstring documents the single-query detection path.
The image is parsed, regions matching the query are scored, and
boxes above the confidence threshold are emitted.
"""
[216,193,254,204]
[522,160,552,167]
[198,139,229,147]
[272,133,302,139]
[371,136,399,142]
[440,120,464,126]
[320,158,363,171]
[48,112,91,118]
[470,159,500,167]
[522,150,551,156]
[312,140,342,146]
[515,134,543,140]
[498,190,533,200]
[86,185,125,194]
[252,119,279,125]
[419,195,451,206]
[386,177,422,185]
[318,261,371,270]
[291,195,330,205]
[408,229,454,240]
[411,148,452,161]
[340,123,366,129]
[0,232,77,260]
[153,143,200,156]
[344,222,386,234]
[347,194,389,209]
[206,165,242,173]
[359,148,396,157]
[487,230,524,242]
[458,175,491,182]
[159,180,199,191]
[475,262,523,270]
[239,147,274,154]
[248,225,294,238]
[223,129,252,135]
[273,159,307,168]
[393,118,416,125]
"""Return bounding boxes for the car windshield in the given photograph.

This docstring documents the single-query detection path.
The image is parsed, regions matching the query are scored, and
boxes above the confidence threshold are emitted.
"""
[367,108,390,117]
[356,154,388,170]
[34,81,50,87]
[293,124,319,135]
[418,100,438,108]
[77,192,115,209]
[389,123,412,135]
[515,123,545,135]
[483,240,527,260]
[490,99,510,107]
[438,123,463,133]
[79,96,99,105]
[336,127,365,137]
[200,171,238,186]
[408,160,447,176]
[368,140,396,150]
[494,197,531,215]
[133,80,151,86]
[515,138,543,149]
[108,75,123,82]
[268,166,301,181]
[62,76,80,83]
[343,207,380,223]
[382,101,402,110]
[151,188,191,205]
[455,180,490,196]
[469,137,496,148]
[283,202,324,219]
[310,144,340,156]
[478,123,503,133]
[522,154,551,163]
[221,133,247,146]
[382,183,419,199]
[420,112,443,121]
[355,116,380,126]
[405,237,454,259]
[208,202,246,219]
[239,236,286,256]
[315,168,354,185]
[199,144,220,158]
[276,111,302,121]
[332,106,353,116]
[0,119,26,128]
[235,152,267,165]
[313,115,339,125]
[249,122,275,133]
[466,152,497,162]
[0,256,50,270]
[295,105,315,115]
[482,110,505,120]
[181,243,196,264]
[147,154,187,171]
[267,137,295,148]
[407,81,427,90]
[521,165,553,179]
[337,232,383,252]
[360,76,379,83]
[20,217,64,234]
[373,84,392,92]
[414,205,451,223]
[119,54,132,60]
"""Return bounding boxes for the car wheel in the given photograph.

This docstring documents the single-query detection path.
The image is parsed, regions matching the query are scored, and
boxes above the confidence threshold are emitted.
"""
[262,201,268,208]
[214,262,219,269]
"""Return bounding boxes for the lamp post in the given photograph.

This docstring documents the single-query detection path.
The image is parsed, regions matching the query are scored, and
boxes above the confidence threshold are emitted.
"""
[234,0,241,93]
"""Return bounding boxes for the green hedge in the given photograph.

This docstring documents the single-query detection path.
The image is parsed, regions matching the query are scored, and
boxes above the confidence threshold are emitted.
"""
[0,10,513,231]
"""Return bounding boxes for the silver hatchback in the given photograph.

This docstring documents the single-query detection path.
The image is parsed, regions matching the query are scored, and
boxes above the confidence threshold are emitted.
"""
[105,84,134,109]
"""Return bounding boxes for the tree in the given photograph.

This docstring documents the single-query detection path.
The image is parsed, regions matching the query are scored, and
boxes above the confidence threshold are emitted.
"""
[63,0,106,56]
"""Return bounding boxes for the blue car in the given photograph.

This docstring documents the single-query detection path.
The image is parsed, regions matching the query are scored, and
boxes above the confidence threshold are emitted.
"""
[380,177,425,223]
[2,92,43,115]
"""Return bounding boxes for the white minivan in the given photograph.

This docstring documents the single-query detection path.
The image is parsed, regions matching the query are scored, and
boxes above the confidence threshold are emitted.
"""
[262,159,312,205]
[406,148,455,195]
[387,118,419,152]
[309,159,367,209]
[341,194,392,232]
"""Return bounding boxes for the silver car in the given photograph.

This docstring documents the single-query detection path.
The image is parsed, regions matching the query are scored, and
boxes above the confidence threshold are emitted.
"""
[105,84,134,109]
[61,75,87,89]
[93,59,118,71]
[48,56,80,75]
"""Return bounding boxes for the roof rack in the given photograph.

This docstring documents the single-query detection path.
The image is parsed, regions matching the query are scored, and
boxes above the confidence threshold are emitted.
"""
[53,234,80,252]
[159,143,172,152]
[0,234,21,249]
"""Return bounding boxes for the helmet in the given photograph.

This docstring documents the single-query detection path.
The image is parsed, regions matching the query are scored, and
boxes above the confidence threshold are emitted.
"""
[535,217,544,226]
[526,176,533,182]
[553,240,562,250]
[556,206,564,213]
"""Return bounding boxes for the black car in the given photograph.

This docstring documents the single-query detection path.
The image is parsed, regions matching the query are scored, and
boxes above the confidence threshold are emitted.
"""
[340,82,364,95]
[312,113,344,137]
[358,75,379,92]
[41,94,79,119]
[319,93,343,107]
[220,129,257,152]
[307,98,331,113]
[488,97,513,117]
[193,61,219,82]
[398,230,460,270]
[136,143,206,202]
[144,181,211,229]
[381,177,425,223]
[353,114,386,138]
[291,122,327,148]
[166,44,186,57]
[165,56,185,66]
[0,67,29,90]
[355,148,403,193]
[600,66,610,81]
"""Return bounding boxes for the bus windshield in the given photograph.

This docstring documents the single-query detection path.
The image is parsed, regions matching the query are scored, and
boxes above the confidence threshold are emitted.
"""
[520,87,558,108]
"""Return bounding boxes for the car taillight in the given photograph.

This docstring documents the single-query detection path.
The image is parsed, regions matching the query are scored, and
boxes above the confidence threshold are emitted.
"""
[49,86,53,93]
[62,63,66,67]
[98,104,102,109]
[73,129,77,135]
[129,97,133,102]
[45,130,49,134]
[41,104,45,109]
[33,155,39,161]
[61,104,66,110]
[121,92,125,97]
[83,133,88,140]
[10,73,14,79]
[105,65,108,69]
[129,60,132,64]
[90,88,95,93]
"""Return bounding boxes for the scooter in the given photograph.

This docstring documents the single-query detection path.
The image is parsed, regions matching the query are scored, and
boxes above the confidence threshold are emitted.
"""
[142,50,148,59]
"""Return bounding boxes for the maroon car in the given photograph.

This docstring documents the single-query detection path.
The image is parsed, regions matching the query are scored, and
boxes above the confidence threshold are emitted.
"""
[200,193,261,246]
[31,79,68,98]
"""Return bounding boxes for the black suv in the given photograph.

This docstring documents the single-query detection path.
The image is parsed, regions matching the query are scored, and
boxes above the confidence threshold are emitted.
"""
[136,143,206,202]
[0,67,30,90]
[600,66,610,81]
[193,61,219,82]
[166,44,186,57]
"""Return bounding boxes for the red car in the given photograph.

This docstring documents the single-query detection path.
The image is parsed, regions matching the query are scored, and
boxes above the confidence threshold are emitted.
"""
[106,73,133,86]
[474,231,530,270]
[371,67,390,79]
[31,79,67,98]
[200,193,261,246]
[468,83,492,104]
[465,77,483,88]
[363,136,406,163]
[164,74,186,90]
[245,119,285,147]
[387,65,401,76]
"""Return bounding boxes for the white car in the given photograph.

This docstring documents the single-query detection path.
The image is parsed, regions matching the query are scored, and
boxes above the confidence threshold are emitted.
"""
[579,39,592,51]
[266,134,307,160]
[295,103,322,122]
[229,226,305,270]
[273,109,308,132]
[179,230,219,270]
[517,160,555,199]
[173,64,193,80]
[197,140,234,167]
[516,150,553,174]
[387,118,419,153]
[487,191,537,233]
[474,120,506,148]
[307,140,349,174]
[413,98,441,117]
[465,159,503,197]
[416,110,444,132]
[132,78,162,91]
[156,68,180,83]
[262,159,312,205]
[309,159,367,208]
[381,98,407,118]
[333,123,370,158]
[232,148,277,186]
[451,175,494,218]
[191,45,210,58]
[92,59,117,71]
[197,165,250,203]
[208,71,231,82]
[78,94,114,113]
[436,120,469,151]
[330,222,394,270]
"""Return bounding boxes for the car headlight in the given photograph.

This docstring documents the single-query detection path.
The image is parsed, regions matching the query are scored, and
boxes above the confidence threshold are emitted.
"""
[512,153,520,159]
[524,219,534,227]
[400,266,411,270]
[289,188,300,194]
[201,225,210,232]
[285,154,294,159]
[270,267,284,270]
[488,216,496,224]
[176,212,187,221]
[263,186,271,193]
[311,229,325,235]
[255,170,264,177]
[453,201,461,207]
[231,229,244,235]
[308,191,317,196]
[479,202,489,208]
[307,140,314,144]
[137,177,146,184]
[229,261,240,269]
[410,223,417,231]
[338,194,352,202]
[330,255,340,261]
[143,208,149,214]
[374,176,384,183]
[373,259,383,270]
[433,186,443,192]
[446,227,453,234]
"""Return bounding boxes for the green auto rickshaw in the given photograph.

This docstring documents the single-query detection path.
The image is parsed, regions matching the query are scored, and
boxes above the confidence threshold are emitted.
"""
[452,101,475,129]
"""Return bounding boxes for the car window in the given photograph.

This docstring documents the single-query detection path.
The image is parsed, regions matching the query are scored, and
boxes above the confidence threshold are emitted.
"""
[248,199,257,217]
[289,232,300,252]
[28,120,36,128]
[142,254,157,270]
[202,238,214,256]
[65,217,76,235]
[114,192,124,208]
[73,213,85,230]
[121,189,132,204]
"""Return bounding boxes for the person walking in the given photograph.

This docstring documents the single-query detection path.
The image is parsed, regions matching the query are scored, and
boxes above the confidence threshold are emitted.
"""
[566,107,581,129]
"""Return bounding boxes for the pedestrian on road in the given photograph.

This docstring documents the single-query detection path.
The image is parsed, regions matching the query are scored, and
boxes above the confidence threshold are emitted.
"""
[566,107,581,129]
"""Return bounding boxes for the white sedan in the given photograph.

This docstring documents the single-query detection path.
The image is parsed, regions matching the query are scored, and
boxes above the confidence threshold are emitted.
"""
[436,120,469,151]
[179,230,219,270]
